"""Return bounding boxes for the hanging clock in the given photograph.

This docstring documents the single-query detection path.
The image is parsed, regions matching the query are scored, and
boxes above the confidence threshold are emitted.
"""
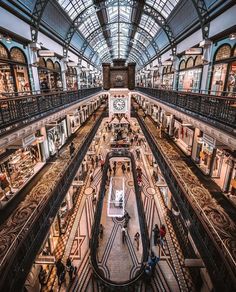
[113,99,126,111]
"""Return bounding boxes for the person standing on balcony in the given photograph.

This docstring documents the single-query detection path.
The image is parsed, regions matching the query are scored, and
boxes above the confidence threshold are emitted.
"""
[40,78,50,93]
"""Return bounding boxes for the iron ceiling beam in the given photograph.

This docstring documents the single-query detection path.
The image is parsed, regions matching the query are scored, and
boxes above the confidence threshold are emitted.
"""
[190,0,210,39]
[31,0,50,42]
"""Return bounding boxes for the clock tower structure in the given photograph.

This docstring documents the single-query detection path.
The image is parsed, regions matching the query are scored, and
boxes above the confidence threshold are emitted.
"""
[108,88,131,119]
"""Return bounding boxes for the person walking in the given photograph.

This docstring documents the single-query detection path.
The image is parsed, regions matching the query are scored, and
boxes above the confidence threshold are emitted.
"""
[134,232,140,251]
[91,157,95,168]
[159,224,166,248]
[152,224,160,246]
[69,142,75,158]
[95,155,99,167]
[92,190,97,205]
[122,225,127,244]
[66,257,74,282]
[136,148,141,160]
[55,258,65,286]
[90,170,94,183]
[101,160,105,171]
[148,252,160,270]
[99,223,104,239]
[121,163,126,174]
[113,165,116,175]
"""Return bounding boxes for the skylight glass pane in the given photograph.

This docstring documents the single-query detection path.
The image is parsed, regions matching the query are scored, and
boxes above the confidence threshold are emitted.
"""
[146,0,179,18]
[57,0,93,20]
[140,14,160,37]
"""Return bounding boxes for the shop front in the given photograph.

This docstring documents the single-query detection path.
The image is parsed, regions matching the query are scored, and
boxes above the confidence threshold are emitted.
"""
[153,70,161,88]
[25,188,75,289]
[0,133,45,208]
[66,67,78,90]
[46,118,68,156]
[173,119,194,156]
[177,56,203,92]
[0,43,30,97]
[193,133,233,192]
[67,109,81,135]
[210,44,236,96]
[162,65,174,89]
[38,58,62,92]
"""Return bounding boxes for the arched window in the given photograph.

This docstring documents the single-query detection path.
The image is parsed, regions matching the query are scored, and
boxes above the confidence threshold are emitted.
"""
[0,43,9,59]
[186,57,194,69]
[162,67,167,74]
[215,45,231,61]
[46,59,54,70]
[195,55,203,66]
[38,57,46,68]
[10,47,27,63]
[54,61,61,72]
[233,46,236,57]
[179,60,186,70]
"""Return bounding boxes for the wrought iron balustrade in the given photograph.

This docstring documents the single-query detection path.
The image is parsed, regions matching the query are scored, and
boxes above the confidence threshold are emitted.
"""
[134,110,236,291]
[136,87,236,133]
[0,87,102,135]
[0,111,105,291]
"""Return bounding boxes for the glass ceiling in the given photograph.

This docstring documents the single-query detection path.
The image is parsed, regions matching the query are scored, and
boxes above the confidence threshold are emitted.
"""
[57,0,180,67]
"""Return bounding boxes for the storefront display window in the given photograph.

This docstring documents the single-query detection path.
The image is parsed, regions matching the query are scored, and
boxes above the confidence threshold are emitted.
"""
[0,139,45,208]
[66,67,78,90]
[227,61,236,96]
[38,58,62,92]
[211,64,227,95]
[173,120,194,156]
[162,65,174,89]
[198,144,213,175]
[210,43,236,96]
[46,119,68,156]
[177,56,202,92]
[0,43,30,97]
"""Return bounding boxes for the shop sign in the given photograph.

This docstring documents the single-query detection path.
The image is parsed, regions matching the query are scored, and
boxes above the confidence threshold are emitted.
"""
[38,50,55,57]
[22,134,36,147]
[202,133,215,147]
[73,180,84,186]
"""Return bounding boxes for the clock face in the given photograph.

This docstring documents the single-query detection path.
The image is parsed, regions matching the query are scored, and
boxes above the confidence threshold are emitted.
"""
[113,99,126,111]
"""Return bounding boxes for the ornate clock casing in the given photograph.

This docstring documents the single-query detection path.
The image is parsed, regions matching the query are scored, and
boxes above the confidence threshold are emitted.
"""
[113,99,126,111]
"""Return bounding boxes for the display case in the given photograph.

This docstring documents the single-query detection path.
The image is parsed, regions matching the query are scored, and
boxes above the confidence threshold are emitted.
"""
[9,151,34,188]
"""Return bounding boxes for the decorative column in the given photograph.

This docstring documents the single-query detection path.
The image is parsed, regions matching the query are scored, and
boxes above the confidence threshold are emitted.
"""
[102,63,111,90]
[27,44,40,92]
[200,40,213,93]
[61,58,67,91]
[223,159,235,193]
[172,56,180,90]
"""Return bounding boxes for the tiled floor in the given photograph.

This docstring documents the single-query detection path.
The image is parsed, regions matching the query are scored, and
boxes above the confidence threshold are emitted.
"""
[40,117,194,292]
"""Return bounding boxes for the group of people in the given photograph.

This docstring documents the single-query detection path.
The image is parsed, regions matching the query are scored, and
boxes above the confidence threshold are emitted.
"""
[136,166,143,189]
[144,251,160,281]
[55,257,77,287]
[153,224,166,248]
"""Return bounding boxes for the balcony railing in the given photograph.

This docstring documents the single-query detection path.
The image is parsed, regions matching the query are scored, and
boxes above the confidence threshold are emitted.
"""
[0,87,102,135]
[136,87,236,133]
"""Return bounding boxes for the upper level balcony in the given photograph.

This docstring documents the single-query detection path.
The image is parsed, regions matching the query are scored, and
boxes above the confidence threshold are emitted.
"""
[135,87,236,137]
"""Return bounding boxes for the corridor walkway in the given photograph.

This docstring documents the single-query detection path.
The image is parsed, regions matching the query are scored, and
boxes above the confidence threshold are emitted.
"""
[134,101,236,276]
[40,117,193,291]
[0,107,104,272]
